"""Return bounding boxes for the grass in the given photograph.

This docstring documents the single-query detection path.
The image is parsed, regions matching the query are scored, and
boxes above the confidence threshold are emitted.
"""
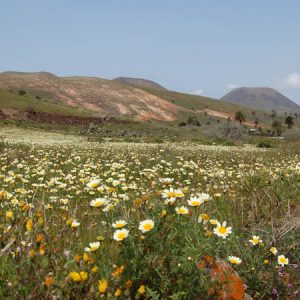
[0,129,299,299]
[139,86,300,127]
[0,90,93,117]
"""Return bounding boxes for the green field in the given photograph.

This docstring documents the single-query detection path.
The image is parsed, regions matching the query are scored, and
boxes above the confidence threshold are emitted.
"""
[0,128,299,299]
[0,91,93,117]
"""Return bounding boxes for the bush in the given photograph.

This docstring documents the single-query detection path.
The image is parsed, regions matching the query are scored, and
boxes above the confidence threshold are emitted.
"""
[178,121,187,127]
[18,90,26,96]
[0,138,6,152]
[204,122,248,140]
[257,141,272,148]
[282,127,300,140]
[212,138,235,146]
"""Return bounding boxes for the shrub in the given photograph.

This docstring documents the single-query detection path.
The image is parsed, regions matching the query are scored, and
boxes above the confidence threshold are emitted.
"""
[0,138,6,152]
[282,127,300,140]
[257,141,272,148]
[204,122,248,140]
[272,120,283,137]
[234,111,246,124]
[18,90,26,96]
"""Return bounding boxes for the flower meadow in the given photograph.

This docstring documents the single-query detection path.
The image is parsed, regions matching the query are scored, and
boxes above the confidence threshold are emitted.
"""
[0,140,299,299]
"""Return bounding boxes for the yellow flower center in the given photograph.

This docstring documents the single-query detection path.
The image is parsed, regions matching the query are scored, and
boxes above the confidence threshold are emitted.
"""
[118,232,126,239]
[279,257,286,264]
[201,214,208,220]
[143,223,152,231]
[218,226,227,234]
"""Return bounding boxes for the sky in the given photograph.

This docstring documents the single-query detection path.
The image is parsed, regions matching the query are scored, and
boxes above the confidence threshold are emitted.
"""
[1,0,300,103]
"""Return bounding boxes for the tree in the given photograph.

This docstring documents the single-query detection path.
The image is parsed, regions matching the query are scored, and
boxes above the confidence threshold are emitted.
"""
[285,116,294,129]
[271,111,277,119]
[272,120,282,136]
[187,116,201,126]
[234,111,246,124]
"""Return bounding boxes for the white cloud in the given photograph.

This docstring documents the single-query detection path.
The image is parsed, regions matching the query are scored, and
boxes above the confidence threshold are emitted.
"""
[226,83,240,90]
[279,73,300,89]
[190,89,204,96]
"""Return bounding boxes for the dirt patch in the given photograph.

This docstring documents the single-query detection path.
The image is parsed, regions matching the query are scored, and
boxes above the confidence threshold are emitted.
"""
[202,109,266,128]
[1,110,129,126]
[82,102,104,113]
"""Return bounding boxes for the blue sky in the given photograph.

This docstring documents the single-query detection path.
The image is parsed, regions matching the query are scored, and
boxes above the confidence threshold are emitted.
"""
[1,0,300,103]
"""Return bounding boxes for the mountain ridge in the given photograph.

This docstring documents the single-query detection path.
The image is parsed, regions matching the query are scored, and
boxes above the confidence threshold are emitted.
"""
[0,71,178,121]
[221,87,300,112]
[113,77,167,90]
[0,71,281,126]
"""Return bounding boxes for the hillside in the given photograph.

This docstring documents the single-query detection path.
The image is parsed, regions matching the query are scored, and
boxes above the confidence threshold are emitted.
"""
[221,87,300,112]
[0,71,179,121]
[137,86,274,126]
[0,90,93,117]
[0,71,275,126]
[113,77,167,90]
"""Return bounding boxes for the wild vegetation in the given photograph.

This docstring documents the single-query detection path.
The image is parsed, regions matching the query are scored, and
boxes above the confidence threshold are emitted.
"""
[0,130,299,299]
[0,72,300,299]
[0,90,92,117]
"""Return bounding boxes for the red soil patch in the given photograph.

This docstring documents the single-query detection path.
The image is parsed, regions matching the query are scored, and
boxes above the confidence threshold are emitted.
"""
[203,109,266,128]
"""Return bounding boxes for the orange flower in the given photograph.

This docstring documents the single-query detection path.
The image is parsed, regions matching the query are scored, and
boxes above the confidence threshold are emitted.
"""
[125,280,133,288]
[83,253,95,264]
[133,198,142,207]
[29,249,35,258]
[74,255,83,263]
[36,209,43,217]
[44,276,53,288]
[36,234,44,243]
[22,204,30,211]
[112,265,125,278]
[0,190,7,200]
[39,244,46,255]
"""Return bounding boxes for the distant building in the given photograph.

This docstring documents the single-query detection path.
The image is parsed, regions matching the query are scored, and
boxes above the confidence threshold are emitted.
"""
[248,128,257,133]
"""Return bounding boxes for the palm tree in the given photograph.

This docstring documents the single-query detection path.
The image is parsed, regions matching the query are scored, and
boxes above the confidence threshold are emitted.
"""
[234,111,246,124]
[285,116,294,129]
[272,120,282,136]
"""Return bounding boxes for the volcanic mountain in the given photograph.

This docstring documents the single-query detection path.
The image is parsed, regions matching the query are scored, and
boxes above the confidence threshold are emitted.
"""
[221,87,300,112]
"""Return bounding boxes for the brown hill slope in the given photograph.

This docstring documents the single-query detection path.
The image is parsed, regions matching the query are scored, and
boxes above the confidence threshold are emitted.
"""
[113,77,167,90]
[0,72,275,126]
[0,72,178,121]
